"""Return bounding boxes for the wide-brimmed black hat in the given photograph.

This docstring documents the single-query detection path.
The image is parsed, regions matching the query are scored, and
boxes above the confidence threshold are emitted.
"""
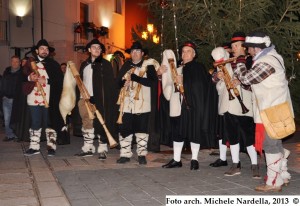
[242,31,272,49]
[231,32,246,43]
[125,41,145,54]
[179,41,198,59]
[33,39,55,53]
[86,39,106,53]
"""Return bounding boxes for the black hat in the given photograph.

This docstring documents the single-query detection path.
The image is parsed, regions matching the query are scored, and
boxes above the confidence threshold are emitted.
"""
[179,41,198,59]
[125,41,145,54]
[242,31,271,49]
[231,32,246,43]
[86,38,106,53]
[33,39,55,53]
[113,50,125,59]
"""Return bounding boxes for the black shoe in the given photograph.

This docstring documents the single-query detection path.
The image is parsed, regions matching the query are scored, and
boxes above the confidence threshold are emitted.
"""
[24,149,40,156]
[162,159,182,168]
[190,160,199,170]
[116,157,130,164]
[98,152,107,160]
[74,151,93,157]
[138,156,147,165]
[48,149,56,156]
[209,158,228,167]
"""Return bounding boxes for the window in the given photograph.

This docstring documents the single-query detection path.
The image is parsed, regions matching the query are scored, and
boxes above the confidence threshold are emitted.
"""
[80,3,89,24]
[80,2,89,39]
[115,0,122,14]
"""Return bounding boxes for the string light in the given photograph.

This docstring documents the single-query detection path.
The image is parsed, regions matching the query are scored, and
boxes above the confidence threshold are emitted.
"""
[288,32,297,83]
[142,31,148,40]
[147,24,154,34]
[172,0,179,59]
[153,34,160,44]
[239,0,242,22]
[142,23,160,44]
[203,0,216,47]
[160,0,168,58]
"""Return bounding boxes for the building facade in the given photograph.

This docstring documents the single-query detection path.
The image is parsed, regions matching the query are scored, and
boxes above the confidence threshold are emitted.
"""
[0,0,149,73]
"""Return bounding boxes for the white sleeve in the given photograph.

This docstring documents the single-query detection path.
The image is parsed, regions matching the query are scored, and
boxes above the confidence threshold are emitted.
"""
[161,49,177,101]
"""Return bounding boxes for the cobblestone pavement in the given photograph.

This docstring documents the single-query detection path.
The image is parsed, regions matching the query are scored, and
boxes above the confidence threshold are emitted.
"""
[0,129,299,206]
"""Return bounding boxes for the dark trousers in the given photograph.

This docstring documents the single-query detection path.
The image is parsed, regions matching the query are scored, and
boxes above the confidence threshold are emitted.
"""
[29,105,48,130]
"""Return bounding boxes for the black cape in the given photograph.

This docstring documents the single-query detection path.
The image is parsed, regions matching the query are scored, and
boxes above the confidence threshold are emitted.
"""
[180,60,218,148]
[77,56,118,142]
[155,80,173,148]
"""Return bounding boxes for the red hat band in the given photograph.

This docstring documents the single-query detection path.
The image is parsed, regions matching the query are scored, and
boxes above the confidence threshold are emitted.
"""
[231,37,245,42]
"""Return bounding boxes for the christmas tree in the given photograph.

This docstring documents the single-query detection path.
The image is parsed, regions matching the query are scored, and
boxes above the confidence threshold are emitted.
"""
[132,0,300,123]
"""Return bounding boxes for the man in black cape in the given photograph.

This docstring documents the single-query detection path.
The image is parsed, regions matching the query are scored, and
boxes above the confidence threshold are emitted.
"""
[74,39,118,159]
[162,41,218,170]
[22,39,64,156]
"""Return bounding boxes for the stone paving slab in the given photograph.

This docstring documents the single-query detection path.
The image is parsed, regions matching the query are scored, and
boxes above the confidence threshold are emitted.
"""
[41,197,70,206]
[0,188,35,199]
[0,196,39,206]
[34,171,56,182]
[0,173,32,184]
[37,181,65,198]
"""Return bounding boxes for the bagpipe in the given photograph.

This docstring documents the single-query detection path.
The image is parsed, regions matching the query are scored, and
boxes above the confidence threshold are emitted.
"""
[213,57,249,114]
[116,58,160,124]
[30,60,49,108]
[67,61,118,148]
[168,58,190,110]
[162,49,189,110]
[116,67,136,124]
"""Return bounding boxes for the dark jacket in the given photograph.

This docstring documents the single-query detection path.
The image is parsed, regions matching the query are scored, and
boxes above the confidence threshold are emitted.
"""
[0,67,23,99]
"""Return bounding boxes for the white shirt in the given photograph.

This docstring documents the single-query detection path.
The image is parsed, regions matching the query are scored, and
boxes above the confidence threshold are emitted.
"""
[83,64,93,96]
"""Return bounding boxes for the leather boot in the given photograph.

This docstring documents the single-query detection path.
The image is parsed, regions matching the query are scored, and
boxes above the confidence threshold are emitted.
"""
[224,162,241,176]
[255,184,282,192]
